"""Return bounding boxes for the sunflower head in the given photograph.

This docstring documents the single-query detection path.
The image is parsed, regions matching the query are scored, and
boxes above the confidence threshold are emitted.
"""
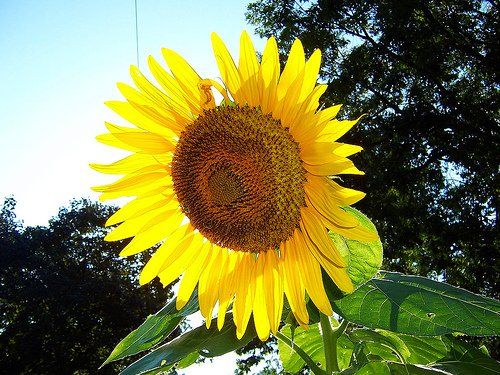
[92,31,378,341]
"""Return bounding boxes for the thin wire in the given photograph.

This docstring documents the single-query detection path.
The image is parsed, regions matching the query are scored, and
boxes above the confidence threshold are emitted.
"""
[134,0,139,68]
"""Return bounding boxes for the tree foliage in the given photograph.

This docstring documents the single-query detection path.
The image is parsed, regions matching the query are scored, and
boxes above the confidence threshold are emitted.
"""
[246,0,498,296]
[0,198,173,374]
[243,0,499,370]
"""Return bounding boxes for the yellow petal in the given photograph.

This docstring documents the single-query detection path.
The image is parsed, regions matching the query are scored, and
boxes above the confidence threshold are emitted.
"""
[305,191,359,229]
[162,48,202,103]
[299,49,322,102]
[281,240,309,326]
[199,246,227,327]
[139,224,194,285]
[147,55,194,117]
[328,179,366,205]
[258,36,279,114]
[304,159,364,176]
[92,172,170,194]
[301,228,354,294]
[105,205,177,242]
[211,32,242,102]
[300,206,346,267]
[120,209,185,256]
[301,142,344,165]
[318,116,364,143]
[97,183,173,202]
[90,153,170,175]
[157,231,205,287]
[105,100,179,138]
[317,105,343,125]
[263,251,283,334]
[106,193,173,227]
[238,30,260,106]
[333,143,363,158]
[316,208,379,243]
[233,254,256,339]
[217,251,239,330]
[291,230,333,315]
[100,122,174,154]
[277,39,305,100]
[278,67,305,126]
[116,83,184,126]
[252,254,271,341]
[176,241,211,310]
[288,84,328,135]
[129,65,181,120]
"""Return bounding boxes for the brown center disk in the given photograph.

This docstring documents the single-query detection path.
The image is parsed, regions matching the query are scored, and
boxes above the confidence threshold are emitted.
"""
[171,105,306,253]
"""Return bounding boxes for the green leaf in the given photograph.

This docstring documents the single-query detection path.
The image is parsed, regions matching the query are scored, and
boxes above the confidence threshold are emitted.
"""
[431,335,500,375]
[331,271,500,336]
[348,328,500,374]
[384,362,451,374]
[355,361,391,374]
[278,324,325,373]
[176,351,199,369]
[388,334,448,364]
[332,207,383,287]
[337,334,355,371]
[339,362,446,375]
[120,314,257,375]
[349,329,409,363]
[102,294,199,366]
[277,324,355,373]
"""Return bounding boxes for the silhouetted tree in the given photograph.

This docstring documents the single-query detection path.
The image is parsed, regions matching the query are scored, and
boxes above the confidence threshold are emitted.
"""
[0,198,173,374]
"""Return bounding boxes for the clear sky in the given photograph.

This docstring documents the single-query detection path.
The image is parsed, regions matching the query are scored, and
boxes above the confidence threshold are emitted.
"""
[0,0,265,226]
[0,1,266,373]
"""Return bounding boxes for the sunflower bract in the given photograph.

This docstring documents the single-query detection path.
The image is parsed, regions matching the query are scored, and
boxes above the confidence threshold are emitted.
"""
[92,31,378,341]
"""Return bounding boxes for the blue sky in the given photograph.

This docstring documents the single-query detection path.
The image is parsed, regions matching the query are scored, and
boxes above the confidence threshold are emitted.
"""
[0,0,265,227]
[0,2,266,372]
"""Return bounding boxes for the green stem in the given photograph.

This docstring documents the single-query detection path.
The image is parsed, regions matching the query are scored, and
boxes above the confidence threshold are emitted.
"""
[274,331,326,375]
[320,315,349,374]
[319,314,337,374]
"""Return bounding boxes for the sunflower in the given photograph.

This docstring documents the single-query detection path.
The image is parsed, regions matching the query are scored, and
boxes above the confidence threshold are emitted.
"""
[92,31,377,341]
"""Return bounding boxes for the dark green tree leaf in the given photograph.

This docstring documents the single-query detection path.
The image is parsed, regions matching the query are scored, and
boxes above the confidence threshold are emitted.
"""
[102,294,199,366]
[332,272,500,336]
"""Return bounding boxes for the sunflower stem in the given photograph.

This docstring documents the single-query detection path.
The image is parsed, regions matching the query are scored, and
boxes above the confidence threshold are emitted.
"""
[320,314,347,374]
[274,331,326,375]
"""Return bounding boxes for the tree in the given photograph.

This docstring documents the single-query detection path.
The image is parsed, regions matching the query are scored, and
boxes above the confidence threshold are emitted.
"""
[246,0,498,296]
[242,0,499,369]
[0,198,174,374]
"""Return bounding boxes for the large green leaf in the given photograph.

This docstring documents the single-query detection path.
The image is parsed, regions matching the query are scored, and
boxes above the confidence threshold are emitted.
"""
[102,294,199,366]
[384,333,448,365]
[278,324,325,373]
[431,335,500,375]
[340,362,446,375]
[331,271,500,336]
[120,314,257,375]
[349,329,410,363]
[354,361,391,374]
[381,362,450,374]
[349,328,500,374]
[332,207,383,287]
[277,323,354,373]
